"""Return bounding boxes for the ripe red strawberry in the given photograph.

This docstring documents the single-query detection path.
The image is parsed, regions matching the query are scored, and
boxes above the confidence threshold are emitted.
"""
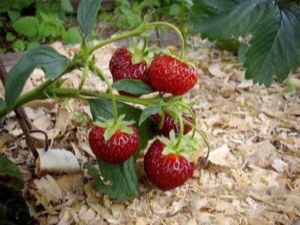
[149,55,198,95]
[144,140,195,191]
[151,112,193,137]
[109,48,149,84]
[89,125,139,164]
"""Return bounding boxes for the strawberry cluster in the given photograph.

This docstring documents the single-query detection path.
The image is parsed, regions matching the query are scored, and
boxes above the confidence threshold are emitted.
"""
[89,47,199,191]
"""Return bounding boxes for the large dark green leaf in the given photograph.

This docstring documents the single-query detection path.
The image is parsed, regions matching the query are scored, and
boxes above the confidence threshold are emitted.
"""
[77,0,102,38]
[191,0,273,39]
[87,158,139,201]
[5,46,69,109]
[0,155,24,189]
[112,79,154,96]
[0,183,33,225]
[244,6,300,86]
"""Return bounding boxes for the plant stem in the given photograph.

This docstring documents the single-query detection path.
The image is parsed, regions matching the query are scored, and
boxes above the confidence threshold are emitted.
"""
[182,118,210,160]
[174,111,184,149]
[47,88,159,105]
[177,101,196,138]
[148,21,185,59]
[91,65,118,123]
[78,62,89,90]
[88,25,147,54]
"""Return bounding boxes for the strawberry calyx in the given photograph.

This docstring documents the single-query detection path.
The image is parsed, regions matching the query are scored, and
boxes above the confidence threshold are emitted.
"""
[162,47,196,68]
[158,130,201,162]
[127,39,156,66]
[94,114,135,141]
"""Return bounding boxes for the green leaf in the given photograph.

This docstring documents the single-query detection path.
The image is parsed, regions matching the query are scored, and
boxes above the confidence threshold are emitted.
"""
[87,159,139,201]
[5,46,69,109]
[215,38,240,54]
[0,183,32,224]
[191,0,274,39]
[244,6,300,86]
[62,28,83,45]
[6,33,16,42]
[112,79,154,95]
[12,16,39,38]
[238,43,249,64]
[61,0,73,13]
[169,4,181,16]
[27,42,40,50]
[139,104,162,125]
[0,1,11,13]
[38,21,55,38]
[0,154,24,189]
[77,0,102,38]
[88,99,155,151]
[12,40,25,52]
[11,0,33,10]
[8,10,21,22]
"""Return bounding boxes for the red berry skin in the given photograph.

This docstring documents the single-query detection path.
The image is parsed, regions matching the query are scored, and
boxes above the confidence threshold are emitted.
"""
[89,126,139,164]
[144,140,195,191]
[109,48,149,84]
[151,113,193,137]
[149,55,198,95]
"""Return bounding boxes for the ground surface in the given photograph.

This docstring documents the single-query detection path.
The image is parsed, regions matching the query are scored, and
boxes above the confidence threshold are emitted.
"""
[0,36,300,225]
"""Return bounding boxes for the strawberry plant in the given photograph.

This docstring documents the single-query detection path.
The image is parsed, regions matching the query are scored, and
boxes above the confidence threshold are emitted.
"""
[0,0,209,201]
[190,0,300,87]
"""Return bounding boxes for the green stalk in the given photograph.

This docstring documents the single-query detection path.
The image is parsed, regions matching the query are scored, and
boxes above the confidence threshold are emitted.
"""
[177,102,196,138]
[174,111,184,149]
[182,118,210,159]
[47,88,160,105]
[88,25,147,54]
[91,65,118,124]
[78,62,89,90]
[148,21,185,59]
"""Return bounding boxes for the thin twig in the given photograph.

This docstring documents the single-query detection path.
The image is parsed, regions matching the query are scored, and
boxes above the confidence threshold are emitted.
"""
[0,60,38,158]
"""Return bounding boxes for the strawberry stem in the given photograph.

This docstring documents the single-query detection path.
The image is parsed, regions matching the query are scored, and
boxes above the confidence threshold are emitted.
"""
[148,22,185,60]
[174,111,184,149]
[88,24,148,55]
[182,118,211,160]
[90,65,118,124]
[78,62,89,90]
[177,102,197,138]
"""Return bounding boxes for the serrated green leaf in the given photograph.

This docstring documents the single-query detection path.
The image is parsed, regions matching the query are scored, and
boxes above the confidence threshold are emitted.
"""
[0,1,11,13]
[12,16,39,38]
[87,158,139,201]
[6,33,16,42]
[0,154,24,189]
[61,0,73,13]
[8,10,21,22]
[238,43,249,64]
[27,42,40,50]
[244,6,300,86]
[77,0,102,38]
[191,0,273,39]
[215,38,240,53]
[5,46,69,109]
[62,28,82,45]
[12,40,25,52]
[169,4,181,16]
[139,104,162,125]
[112,79,154,96]
[11,0,33,10]
[38,21,55,38]
[88,99,155,151]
